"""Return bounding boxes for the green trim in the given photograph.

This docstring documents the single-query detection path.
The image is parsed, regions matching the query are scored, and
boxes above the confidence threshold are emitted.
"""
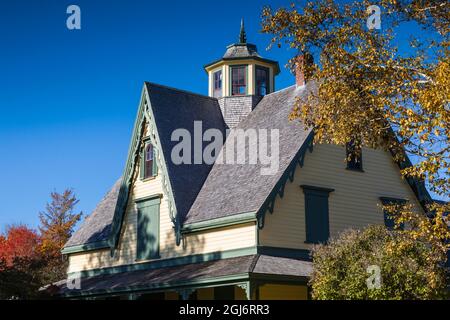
[255,65,270,95]
[204,56,280,75]
[256,131,314,228]
[302,185,332,244]
[181,211,257,233]
[257,246,311,261]
[379,197,408,205]
[229,64,248,96]
[63,272,250,298]
[67,246,257,278]
[300,185,335,194]
[109,85,181,253]
[249,273,310,283]
[140,140,158,180]
[136,197,161,261]
[61,240,109,255]
[135,193,163,204]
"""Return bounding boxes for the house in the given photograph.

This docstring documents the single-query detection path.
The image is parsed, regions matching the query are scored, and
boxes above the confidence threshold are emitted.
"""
[55,21,431,300]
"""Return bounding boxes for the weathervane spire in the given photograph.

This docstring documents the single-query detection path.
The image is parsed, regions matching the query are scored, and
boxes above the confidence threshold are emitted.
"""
[239,18,247,44]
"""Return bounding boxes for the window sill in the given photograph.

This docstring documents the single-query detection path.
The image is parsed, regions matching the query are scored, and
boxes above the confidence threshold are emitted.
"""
[141,175,157,182]
[135,255,161,263]
[304,241,323,245]
[345,167,365,173]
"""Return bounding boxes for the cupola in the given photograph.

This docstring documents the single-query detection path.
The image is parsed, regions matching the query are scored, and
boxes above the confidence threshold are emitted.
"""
[204,19,280,98]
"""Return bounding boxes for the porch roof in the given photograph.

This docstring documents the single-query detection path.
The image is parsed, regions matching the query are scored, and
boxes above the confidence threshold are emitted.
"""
[52,254,312,297]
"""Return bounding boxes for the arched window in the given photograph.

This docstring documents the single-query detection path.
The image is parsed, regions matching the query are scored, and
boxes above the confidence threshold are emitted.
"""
[141,142,157,179]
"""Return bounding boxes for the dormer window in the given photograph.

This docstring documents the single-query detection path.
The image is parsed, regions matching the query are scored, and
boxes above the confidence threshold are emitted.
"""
[231,66,247,95]
[346,141,363,171]
[213,70,222,98]
[256,66,269,96]
[141,141,157,180]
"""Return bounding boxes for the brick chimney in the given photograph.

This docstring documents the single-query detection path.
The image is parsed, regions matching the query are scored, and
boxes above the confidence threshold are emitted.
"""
[295,53,314,87]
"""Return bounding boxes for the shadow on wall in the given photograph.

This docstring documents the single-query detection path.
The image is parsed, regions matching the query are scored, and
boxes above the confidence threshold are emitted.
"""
[83,220,209,272]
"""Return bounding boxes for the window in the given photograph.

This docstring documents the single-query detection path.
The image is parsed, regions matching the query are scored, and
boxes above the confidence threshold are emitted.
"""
[141,142,157,180]
[256,66,269,96]
[380,197,406,230]
[136,196,161,260]
[301,185,334,244]
[346,141,363,171]
[213,70,222,98]
[231,66,247,95]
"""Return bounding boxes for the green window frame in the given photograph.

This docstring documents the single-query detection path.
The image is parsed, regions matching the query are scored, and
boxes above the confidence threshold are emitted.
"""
[379,197,407,230]
[230,65,248,96]
[213,70,223,98]
[140,139,158,180]
[136,195,161,261]
[256,66,270,96]
[301,185,334,244]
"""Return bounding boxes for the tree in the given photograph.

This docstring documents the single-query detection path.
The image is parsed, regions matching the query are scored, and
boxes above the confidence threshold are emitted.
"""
[261,0,449,258]
[0,225,40,266]
[38,189,82,283]
[310,225,448,299]
[0,225,44,299]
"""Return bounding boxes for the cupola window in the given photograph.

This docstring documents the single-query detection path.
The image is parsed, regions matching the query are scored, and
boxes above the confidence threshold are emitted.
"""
[213,70,222,98]
[256,66,269,96]
[231,66,247,95]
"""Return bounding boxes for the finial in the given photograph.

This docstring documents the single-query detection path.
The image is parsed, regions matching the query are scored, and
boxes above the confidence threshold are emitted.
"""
[239,18,247,44]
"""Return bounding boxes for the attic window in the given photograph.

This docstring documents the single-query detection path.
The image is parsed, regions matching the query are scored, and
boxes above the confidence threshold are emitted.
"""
[141,141,158,180]
[231,66,247,95]
[346,141,363,171]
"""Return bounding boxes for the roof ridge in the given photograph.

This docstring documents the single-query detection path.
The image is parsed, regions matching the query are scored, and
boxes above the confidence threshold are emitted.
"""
[264,84,297,97]
[145,81,218,102]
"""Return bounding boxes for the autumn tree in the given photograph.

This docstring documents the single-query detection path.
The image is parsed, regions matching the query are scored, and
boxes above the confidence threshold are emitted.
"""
[38,189,82,283]
[0,225,40,266]
[0,225,44,299]
[311,226,448,299]
[262,0,449,261]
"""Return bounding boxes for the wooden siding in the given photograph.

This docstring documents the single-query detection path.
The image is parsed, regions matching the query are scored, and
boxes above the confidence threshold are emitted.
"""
[67,153,256,273]
[258,144,423,250]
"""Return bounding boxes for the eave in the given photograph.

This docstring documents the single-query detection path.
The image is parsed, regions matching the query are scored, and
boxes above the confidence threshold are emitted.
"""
[204,57,280,75]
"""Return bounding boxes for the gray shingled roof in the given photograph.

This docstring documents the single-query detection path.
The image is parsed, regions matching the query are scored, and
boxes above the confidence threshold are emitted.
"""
[65,179,121,247]
[184,85,313,224]
[145,82,227,223]
[64,83,312,248]
[54,254,312,296]
[223,43,261,59]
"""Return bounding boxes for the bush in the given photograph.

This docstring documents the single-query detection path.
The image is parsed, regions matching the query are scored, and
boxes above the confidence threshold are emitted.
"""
[310,225,448,300]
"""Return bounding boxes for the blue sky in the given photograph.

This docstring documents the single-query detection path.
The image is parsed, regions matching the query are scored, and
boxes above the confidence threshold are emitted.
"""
[0,0,299,230]
[0,1,445,231]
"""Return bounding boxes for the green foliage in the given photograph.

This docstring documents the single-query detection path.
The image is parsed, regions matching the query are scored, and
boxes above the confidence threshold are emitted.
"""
[310,225,448,300]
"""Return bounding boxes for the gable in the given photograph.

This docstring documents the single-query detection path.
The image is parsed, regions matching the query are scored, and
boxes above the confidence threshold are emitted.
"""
[107,82,227,251]
[259,144,425,249]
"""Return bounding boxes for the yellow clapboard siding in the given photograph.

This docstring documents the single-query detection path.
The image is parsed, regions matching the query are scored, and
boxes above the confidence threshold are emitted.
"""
[67,152,256,273]
[259,144,423,249]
